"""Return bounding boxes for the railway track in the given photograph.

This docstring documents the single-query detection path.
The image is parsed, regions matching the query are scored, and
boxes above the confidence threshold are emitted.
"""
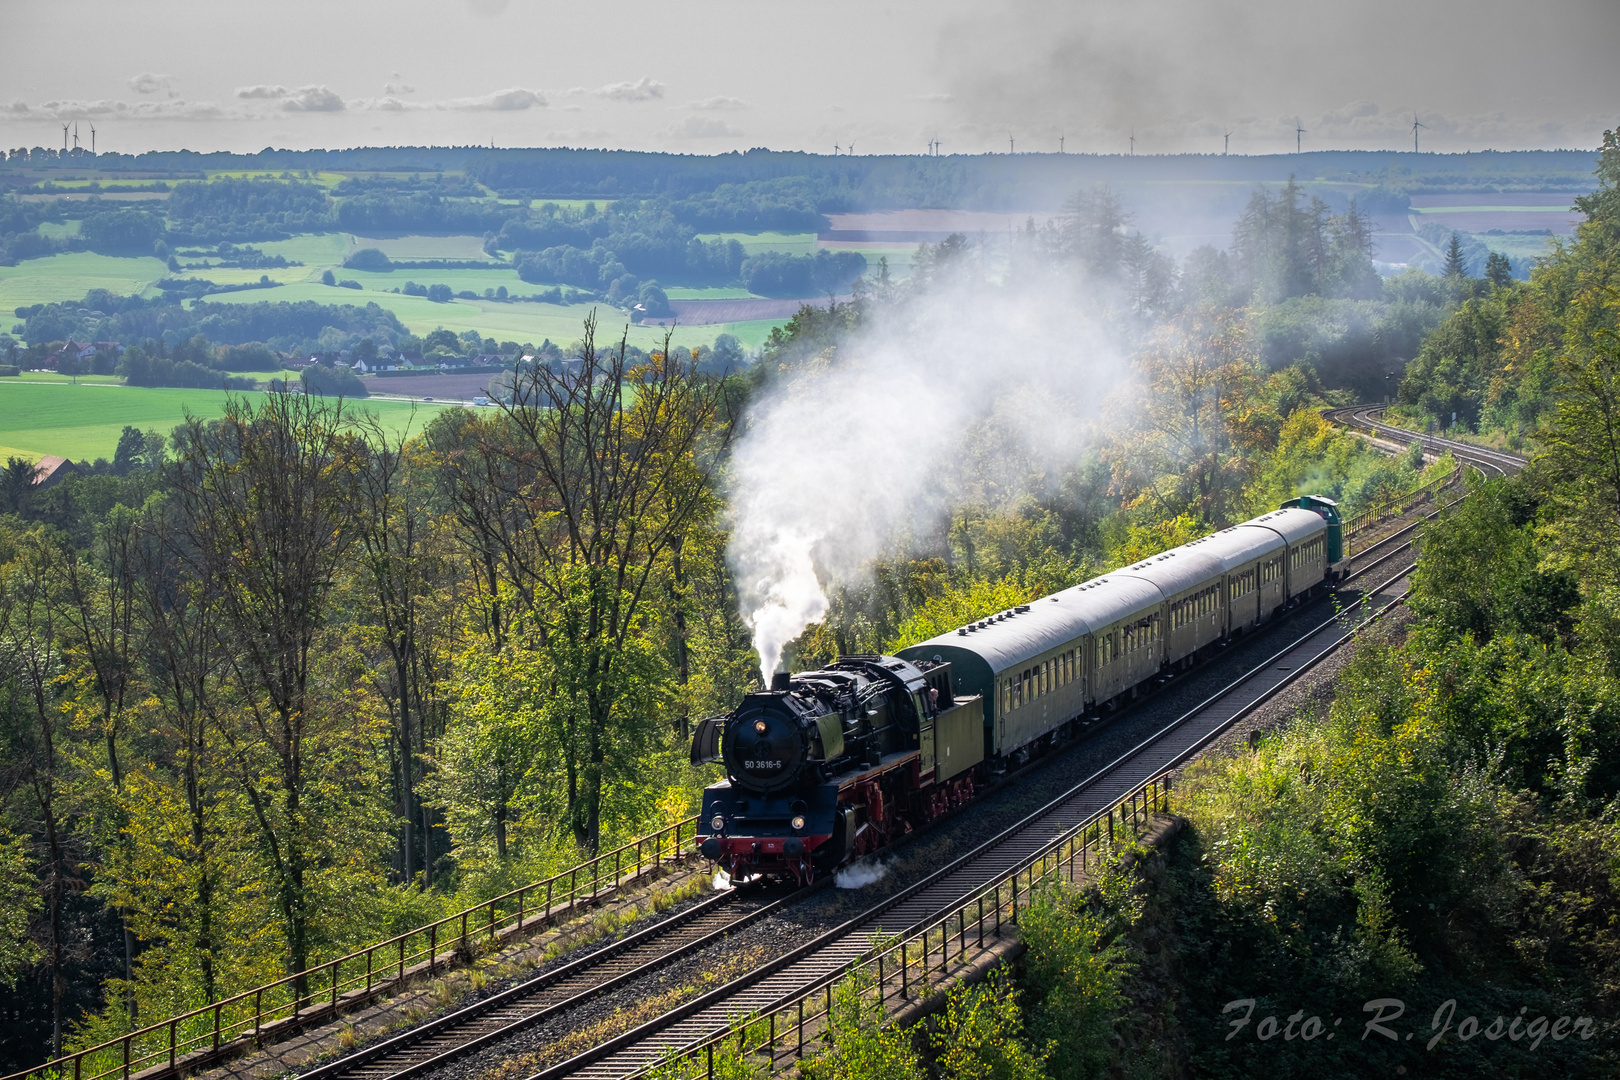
[297,884,802,1080]
[311,407,1519,1080]
[1328,405,1525,478]
[535,411,1525,1080]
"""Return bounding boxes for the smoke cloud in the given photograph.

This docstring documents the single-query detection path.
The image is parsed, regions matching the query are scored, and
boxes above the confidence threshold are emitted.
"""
[726,259,1128,683]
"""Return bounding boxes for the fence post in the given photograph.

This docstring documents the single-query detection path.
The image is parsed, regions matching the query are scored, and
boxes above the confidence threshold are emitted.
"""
[169,1018,176,1069]
[254,989,262,1037]
[488,899,496,939]
[398,937,405,979]
[707,1043,713,1080]
[901,943,908,999]
[366,948,373,993]
[429,924,436,973]
[331,960,339,1007]
[797,999,804,1058]
[460,911,468,950]
[123,1034,130,1080]
[213,1002,222,1051]
[518,886,525,929]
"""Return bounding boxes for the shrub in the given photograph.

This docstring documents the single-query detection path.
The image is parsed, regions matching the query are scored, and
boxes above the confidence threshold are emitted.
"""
[344,247,393,271]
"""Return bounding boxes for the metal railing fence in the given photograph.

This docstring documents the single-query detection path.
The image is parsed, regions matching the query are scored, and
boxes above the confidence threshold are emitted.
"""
[628,777,1172,1080]
[7,817,701,1080]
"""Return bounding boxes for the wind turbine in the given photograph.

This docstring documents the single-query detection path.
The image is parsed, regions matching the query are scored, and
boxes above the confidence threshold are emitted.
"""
[1059,133,1065,153]
[1008,133,1014,153]
[1411,114,1426,153]
[89,124,95,154]
[1295,118,1307,153]
[1224,130,1232,155]
[834,143,840,155]
[1129,129,1135,155]
[62,123,68,153]
[72,122,79,151]
[847,140,855,156]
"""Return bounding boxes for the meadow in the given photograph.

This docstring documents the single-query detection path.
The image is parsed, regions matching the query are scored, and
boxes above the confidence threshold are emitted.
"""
[0,378,452,462]
[0,252,169,312]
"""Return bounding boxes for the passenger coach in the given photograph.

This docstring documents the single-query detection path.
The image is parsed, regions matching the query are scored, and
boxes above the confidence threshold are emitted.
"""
[897,499,1349,766]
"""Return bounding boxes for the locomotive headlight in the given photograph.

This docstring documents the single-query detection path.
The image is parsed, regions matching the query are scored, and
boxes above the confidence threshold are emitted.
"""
[753,719,768,735]
[710,814,726,833]
[790,815,806,832]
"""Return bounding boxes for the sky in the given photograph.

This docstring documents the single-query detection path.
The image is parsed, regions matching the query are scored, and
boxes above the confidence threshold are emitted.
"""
[2,0,1615,158]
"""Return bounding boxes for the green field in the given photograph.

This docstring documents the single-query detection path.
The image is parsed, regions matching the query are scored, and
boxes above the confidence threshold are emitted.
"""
[0,379,453,462]
[196,282,774,350]
[4,224,818,353]
[254,233,350,264]
[696,231,819,255]
[0,252,169,313]
[345,234,495,260]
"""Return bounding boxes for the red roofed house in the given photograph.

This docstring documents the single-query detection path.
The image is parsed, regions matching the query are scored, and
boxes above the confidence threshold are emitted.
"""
[30,456,78,490]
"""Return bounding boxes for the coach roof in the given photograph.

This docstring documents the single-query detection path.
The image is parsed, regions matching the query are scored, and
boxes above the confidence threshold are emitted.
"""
[1240,507,1329,546]
[905,575,1162,674]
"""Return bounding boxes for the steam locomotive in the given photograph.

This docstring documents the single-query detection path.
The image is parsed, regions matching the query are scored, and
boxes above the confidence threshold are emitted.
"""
[692,497,1349,885]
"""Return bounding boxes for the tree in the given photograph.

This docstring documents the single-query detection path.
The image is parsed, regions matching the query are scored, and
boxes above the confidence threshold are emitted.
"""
[355,420,459,884]
[112,427,145,476]
[1486,250,1514,288]
[1062,184,1131,281]
[1443,232,1468,278]
[169,394,387,992]
[1110,309,1264,528]
[1,456,35,514]
[493,316,734,852]
[1540,321,1620,572]
[320,269,336,286]
[0,533,77,1055]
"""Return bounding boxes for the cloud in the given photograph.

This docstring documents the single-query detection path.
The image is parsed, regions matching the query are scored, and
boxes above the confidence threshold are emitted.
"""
[127,73,170,95]
[236,85,290,99]
[383,73,416,96]
[356,87,545,112]
[595,77,665,102]
[5,98,228,120]
[670,116,742,139]
[452,87,544,110]
[685,96,748,111]
[281,86,345,112]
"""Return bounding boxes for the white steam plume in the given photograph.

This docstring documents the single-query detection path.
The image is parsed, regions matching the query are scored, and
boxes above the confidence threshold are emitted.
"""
[728,264,1131,684]
[835,857,889,890]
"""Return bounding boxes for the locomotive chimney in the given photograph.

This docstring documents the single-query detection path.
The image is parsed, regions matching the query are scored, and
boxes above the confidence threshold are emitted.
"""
[771,671,791,692]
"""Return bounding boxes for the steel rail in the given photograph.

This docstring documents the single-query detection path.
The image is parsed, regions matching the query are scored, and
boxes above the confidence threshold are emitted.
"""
[294,883,809,1080]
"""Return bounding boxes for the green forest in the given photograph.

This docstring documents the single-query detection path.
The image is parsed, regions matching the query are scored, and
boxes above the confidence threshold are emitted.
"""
[1,129,1617,1078]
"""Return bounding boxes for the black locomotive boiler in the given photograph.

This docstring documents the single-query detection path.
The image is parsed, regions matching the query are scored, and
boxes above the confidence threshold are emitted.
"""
[690,656,983,885]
